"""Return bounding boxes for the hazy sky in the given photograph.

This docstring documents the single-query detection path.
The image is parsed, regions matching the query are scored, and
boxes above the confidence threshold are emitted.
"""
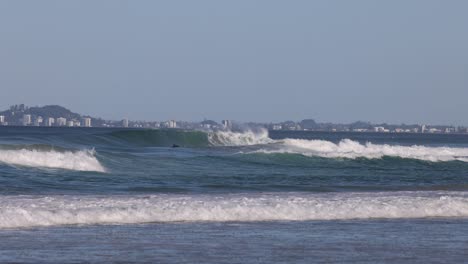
[0,1,467,125]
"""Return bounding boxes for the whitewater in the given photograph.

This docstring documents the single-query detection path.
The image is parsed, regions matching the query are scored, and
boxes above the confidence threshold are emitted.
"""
[1,191,468,228]
[211,129,468,162]
[0,148,106,172]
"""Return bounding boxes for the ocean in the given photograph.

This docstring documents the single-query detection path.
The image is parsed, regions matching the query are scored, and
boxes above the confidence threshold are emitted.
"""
[0,127,467,263]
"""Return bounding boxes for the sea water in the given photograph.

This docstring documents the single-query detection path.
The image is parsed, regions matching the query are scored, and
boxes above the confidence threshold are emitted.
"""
[0,127,467,263]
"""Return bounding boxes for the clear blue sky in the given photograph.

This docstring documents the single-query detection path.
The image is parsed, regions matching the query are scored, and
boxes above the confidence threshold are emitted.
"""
[0,1,467,125]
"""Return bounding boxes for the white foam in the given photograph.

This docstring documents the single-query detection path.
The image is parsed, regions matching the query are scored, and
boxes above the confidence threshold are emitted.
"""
[0,149,106,172]
[208,129,468,162]
[1,192,468,228]
[208,129,273,146]
[255,139,468,162]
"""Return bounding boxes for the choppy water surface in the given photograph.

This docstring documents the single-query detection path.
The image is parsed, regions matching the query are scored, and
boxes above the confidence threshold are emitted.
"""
[0,127,467,263]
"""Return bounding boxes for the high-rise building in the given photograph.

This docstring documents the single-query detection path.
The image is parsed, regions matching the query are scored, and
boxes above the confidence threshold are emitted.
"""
[45,117,55,127]
[272,124,282,130]
[168,120,177,128]
[22,114,31,126]
[122,118,129,128]
[56,117,67,126]
[83,117,92,127]
[0,115,6,126]
[222,120,232,130]
[34,116,43,126]
[374,126,385,132]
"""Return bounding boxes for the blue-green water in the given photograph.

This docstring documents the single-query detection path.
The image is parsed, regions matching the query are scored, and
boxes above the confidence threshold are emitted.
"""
[0,127,467,263]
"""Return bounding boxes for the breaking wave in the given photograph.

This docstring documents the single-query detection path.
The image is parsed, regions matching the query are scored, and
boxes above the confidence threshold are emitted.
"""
[208,129,273,146]
[106,129,273,147]
[0,147,106,172]
[105,129,468,162]
[1,192,468,228]
[204,129,468,162]
[8,128,465,164]
[254,139,468,162]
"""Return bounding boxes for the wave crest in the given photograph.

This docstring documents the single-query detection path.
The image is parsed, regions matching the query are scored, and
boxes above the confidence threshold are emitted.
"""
[0,148,106,172]
[107,129,272,147]
[1,192,467,228]
[255,139,468,162]
[208,129,273,146]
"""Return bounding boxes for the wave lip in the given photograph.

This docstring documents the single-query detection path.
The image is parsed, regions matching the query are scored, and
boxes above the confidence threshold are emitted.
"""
[0,148,106,172]
[209,130,468,162]
[1,192,468,228]
[254,139,468,162]
[208,129,273,146]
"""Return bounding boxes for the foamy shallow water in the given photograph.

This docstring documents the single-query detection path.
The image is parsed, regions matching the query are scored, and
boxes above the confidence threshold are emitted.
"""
[1,191,468,229]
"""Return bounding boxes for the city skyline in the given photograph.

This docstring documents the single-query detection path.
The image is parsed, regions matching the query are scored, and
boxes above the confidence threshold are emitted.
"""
[1,104,467,134]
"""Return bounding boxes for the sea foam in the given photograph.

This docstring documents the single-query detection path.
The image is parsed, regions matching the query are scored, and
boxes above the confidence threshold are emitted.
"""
[258,139,468,162]
[208,129,273,146]
[1,192,467,228]
[205,128,468,162]
[0,148,106,172]
[211,129,468,162]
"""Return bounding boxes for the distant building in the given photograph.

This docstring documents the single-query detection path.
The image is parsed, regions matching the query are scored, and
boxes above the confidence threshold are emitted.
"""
[272,124,282,130]
[22,114,31,126]
[34,116,43,126]
[67,121,74,127]
[122,118,129,128]
[45,117,55,127]
[168,120,177,128]
[353,128,368,132]
[445,127,455,133]
[0,115,6,126]
[83,117,92,127]
[56,117,67,126]
[222,120,232,130]
[421,125,426,133]
[373,127,388,132]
